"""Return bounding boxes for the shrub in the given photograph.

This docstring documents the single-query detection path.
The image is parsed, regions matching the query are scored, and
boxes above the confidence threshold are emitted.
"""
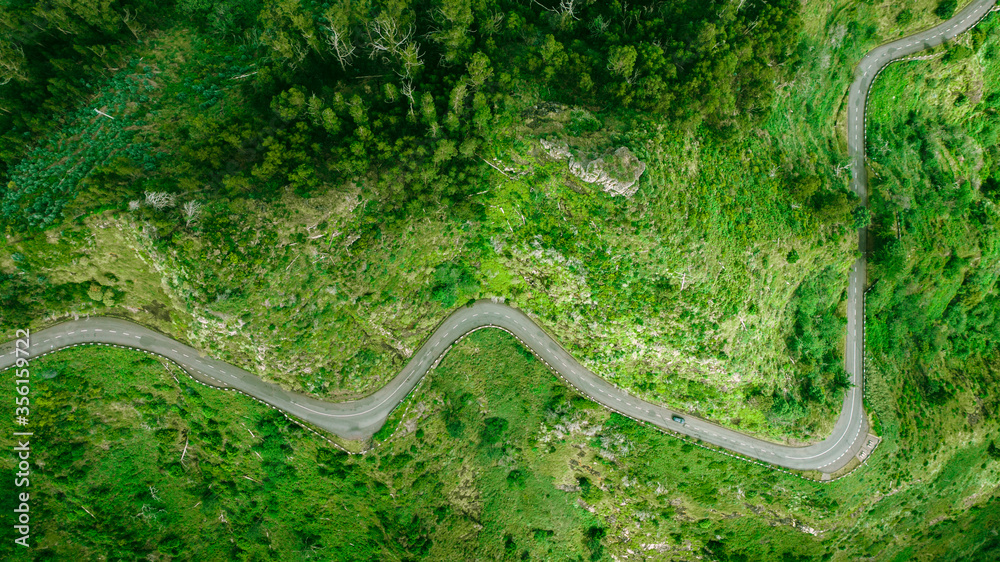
[506,469,527,488]
[481,417,509,444]
[935,0,957,19]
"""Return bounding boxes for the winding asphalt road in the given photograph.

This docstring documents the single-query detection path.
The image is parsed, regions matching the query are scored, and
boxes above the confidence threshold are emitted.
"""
[1,1,996,474]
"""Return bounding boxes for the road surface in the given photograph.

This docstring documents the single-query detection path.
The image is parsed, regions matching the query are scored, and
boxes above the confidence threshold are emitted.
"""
[839,0,998,472]
[1,0,995,474]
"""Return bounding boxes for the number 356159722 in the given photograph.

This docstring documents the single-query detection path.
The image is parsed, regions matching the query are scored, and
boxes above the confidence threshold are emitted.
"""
[14,329,30,417]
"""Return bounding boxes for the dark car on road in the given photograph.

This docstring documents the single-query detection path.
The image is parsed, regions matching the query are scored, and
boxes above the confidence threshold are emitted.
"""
[671,415,685,424]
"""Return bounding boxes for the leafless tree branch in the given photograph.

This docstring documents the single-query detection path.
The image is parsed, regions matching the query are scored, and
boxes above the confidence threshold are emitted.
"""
[182,200,202,227]
[144,191,176,210]
[324,24,356,70]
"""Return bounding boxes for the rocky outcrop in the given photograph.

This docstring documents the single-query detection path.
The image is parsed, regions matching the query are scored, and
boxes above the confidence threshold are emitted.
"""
[540,139,646,197]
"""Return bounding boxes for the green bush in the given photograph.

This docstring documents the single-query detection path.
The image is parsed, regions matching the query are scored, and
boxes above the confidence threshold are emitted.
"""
[481,416,509,445]
[506,469,527,488]
[431,262,479,307]
[988,441,1000,460]
[935,0,958,19]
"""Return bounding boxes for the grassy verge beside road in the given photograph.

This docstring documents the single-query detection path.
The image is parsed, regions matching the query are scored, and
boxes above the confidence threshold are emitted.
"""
[2,330,998,560]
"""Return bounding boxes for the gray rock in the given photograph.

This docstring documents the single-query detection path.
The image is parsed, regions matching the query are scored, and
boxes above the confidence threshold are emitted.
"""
[540,139,646,197]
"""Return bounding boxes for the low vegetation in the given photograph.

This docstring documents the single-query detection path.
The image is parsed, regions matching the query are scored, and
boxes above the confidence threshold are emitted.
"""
[864,10,1000,484]
[1,332,997,560]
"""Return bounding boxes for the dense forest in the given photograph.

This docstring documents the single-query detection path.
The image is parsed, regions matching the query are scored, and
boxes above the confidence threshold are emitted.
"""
[2,0,800,227]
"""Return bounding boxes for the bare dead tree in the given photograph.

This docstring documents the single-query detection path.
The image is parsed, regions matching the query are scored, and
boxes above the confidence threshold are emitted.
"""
[182,200,202,227]
[533,0,580,29]
[400,78,416,116]
[557,0,581,20]
[144,191,176,210]
[324,24,356,70]
[367,14,413,59]
[121,8,146,41]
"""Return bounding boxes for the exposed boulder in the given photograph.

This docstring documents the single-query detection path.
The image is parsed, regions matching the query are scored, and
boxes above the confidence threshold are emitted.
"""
[540,139,646,197]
